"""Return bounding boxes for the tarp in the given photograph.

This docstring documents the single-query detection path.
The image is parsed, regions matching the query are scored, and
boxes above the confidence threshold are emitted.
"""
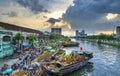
[5,68,13,74]
[22,43,32,47]
[49,49,56,52]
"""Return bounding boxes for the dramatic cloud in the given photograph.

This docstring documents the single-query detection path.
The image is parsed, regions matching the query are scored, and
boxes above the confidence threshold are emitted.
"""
[1,0,120,36]
[63,0,120,34]
[47,18,71,30]
[47,18,61,24]
[16,0,73,15]
[17,0,48,14]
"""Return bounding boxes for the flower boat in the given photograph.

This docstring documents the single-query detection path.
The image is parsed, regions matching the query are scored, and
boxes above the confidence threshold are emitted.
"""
[62,41,79,47]
[41,51,93,76]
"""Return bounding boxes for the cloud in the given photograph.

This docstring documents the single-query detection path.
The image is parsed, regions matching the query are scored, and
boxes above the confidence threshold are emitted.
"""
[0,0,74,36]
[96,30,114,35]
[106,13,118,20]
[47,18,61,24]
[2,11,18,17]
[17,0,48,14]
[16,0,73,15]
[47,18,73,36]
[47,18,71,30]
[62,0,120,34]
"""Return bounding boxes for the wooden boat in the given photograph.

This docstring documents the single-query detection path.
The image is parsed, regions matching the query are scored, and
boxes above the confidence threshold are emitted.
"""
[62,42,79,47]
[41,51,93,76]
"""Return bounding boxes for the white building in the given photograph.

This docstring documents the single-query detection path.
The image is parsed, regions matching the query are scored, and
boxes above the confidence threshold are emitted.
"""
[76,30,87,37]
[51,28,62,35]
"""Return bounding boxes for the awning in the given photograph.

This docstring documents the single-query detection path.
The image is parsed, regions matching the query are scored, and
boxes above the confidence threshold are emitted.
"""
[22,43,32,47]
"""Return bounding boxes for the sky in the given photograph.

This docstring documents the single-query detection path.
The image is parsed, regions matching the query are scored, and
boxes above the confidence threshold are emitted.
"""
[0,0,120,36]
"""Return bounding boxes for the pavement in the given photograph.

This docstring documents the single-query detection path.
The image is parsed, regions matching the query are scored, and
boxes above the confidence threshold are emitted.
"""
[0,53,19,67]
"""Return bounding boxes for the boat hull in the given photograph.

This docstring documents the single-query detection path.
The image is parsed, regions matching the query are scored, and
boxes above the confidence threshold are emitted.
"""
[42,60,89,76]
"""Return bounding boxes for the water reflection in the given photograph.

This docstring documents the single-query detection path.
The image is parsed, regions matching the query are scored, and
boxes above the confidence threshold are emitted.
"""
[67,63,94,76]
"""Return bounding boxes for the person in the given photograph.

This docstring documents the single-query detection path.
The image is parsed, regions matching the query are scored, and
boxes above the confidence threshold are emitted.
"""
[22,45,24,53]
[55,57,59,62]
[0,67,3,76]
[16,45,21,55]
[4,73,10,76]
[80,47,83,51]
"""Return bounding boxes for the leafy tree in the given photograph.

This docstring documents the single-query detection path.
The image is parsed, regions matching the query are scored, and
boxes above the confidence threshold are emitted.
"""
[28,34,35,44]
[50,34,56,39]
[14,32,22,45]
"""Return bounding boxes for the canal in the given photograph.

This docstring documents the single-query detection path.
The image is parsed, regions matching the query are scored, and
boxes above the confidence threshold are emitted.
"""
[64,39,120,76]
[43,39,120,76]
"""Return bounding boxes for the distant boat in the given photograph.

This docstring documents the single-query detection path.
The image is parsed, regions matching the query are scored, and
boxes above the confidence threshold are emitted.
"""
[41,51,93,76]
[62,42,79,47]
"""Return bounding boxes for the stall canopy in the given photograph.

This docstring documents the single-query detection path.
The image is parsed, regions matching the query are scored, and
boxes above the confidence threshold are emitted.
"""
[22,43,32,47]
[49,49,56,52]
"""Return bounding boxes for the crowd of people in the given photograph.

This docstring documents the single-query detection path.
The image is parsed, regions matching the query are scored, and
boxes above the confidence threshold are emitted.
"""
[0,47,42,76]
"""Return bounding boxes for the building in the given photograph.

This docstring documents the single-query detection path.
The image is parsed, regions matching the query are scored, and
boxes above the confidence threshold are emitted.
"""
[76,30,87,37]
[0,22,47,42]
[0,29,14,58]
[51,28,62,35]
[116,26,120,37]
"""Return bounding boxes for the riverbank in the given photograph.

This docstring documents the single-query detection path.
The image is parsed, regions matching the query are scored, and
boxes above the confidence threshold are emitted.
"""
[86,39,120,48]
[101,42,120,48]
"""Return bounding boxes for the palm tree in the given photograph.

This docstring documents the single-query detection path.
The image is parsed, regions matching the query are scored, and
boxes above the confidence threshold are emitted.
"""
[28,34,35,45]
[14,32,22,45]
[13,32,22,53]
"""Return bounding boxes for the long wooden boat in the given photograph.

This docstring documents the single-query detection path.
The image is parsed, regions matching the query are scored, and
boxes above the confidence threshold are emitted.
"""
[41,51,93,76]
[62,42,79,47]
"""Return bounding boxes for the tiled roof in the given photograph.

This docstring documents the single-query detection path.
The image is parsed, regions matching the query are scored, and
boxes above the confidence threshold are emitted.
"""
[0,22,43,35]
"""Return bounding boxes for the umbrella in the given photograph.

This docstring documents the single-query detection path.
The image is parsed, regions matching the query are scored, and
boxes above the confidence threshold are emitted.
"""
[49,49,56,52]
[23,66,27,70]
[5,68,13,74]
[28,62,40,70]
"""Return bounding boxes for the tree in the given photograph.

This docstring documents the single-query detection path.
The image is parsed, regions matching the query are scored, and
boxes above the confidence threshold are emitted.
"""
[50,34,56,39]
[28,34,35,45]
[14,32,22,45]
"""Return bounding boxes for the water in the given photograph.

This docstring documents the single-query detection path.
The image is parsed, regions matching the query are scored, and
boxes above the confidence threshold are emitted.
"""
[44,39,120,76]
[64,39,120,76]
